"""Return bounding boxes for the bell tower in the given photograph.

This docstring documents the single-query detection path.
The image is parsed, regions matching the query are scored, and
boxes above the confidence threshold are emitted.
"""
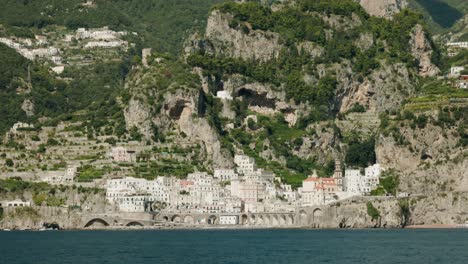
[333,153,343,192]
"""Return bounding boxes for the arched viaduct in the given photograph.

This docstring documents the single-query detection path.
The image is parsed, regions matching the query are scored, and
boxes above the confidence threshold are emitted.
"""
[82,204,346,229]
[155,212,296,227]
[82,212,298,228]
[82,214,154,228]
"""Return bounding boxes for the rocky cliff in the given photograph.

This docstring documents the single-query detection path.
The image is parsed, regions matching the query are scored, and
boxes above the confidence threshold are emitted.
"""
[205,10,284,62]
[409,24,440,77]
[357,0,408,19]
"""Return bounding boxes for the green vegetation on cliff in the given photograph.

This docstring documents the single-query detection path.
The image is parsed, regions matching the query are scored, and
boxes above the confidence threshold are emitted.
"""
[366,202,381,221]
[410,0,467,33]
[0,0,223,54]
[0,42,135,135]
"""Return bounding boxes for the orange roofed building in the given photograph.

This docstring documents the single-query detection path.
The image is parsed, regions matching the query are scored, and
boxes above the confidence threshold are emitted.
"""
[300,171,338,206]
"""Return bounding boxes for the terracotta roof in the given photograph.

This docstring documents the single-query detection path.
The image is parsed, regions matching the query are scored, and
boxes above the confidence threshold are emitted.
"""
[304,177,319,182]
[180,180,194,186]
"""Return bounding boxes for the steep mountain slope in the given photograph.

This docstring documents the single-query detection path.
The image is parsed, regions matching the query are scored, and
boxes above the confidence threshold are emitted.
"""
[0,0,466,195]
[409,0,468,35]
[0,0,223,54]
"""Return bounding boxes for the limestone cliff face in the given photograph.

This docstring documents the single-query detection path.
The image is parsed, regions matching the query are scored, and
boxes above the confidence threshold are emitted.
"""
[162,89,233,168]
[337,62,415,113]
[205,10,284,62]
[357,0,408,19]
[0,189,107,230]
[376,122,467,195]
[409,24,440,77]
[222,74,306,127]
[123,61,232,169]
[124,98,153,139]
[410,192,468,226]
[313,193,468,228]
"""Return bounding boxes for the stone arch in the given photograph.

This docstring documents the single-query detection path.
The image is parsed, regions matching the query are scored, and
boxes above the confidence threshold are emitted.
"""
[287,215,294,225]
[171,215,181,223]
[250,215,256,225]
[126,221,144,227]
[162,216,169,222]
[208,215,217,225]
[272,215,279,226]
[241,214,248,225]
[257,215,264,225]
[263,215,271,226]
[313,208,323,221]
[197,215,206,224]
[84,218,110,228]
[299,210,308,226]
[184,215,194,224]
[279,215,286,225]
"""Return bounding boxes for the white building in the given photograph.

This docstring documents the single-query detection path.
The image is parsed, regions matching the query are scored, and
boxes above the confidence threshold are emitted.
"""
[0,200,31,207]
[110,147,136,163]
[76,27,126,41]
[234,155,257,175]
[216,91,233,100]
[51,65,65,74]
[116,195,147,212]
[106,177,170,212]
[450,66,465,77]
[214,169,238,181]
[447,42,468,48]
[343,164,382,195]
[230,179,266,204]
[344,169,364,195]
[44,165,77,185]
[84,40,127,49]
[219,215,239,225]
[362,164,382,193]
[299,172,338,206]
[222,197,242,213]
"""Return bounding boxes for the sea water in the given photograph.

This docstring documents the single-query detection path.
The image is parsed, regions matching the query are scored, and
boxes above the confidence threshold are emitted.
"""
[1,229,467,264]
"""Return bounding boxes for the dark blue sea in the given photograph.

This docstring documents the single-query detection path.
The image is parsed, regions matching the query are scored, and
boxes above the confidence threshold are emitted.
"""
[1,229,467,264]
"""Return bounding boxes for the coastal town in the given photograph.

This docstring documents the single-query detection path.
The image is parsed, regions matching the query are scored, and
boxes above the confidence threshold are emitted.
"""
[1,137,384,219]
[0,0,466,231]
[105,153,383,216]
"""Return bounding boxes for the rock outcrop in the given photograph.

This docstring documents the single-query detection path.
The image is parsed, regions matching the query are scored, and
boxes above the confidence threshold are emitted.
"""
[335,62,415,113]
[376,122,467,195]
[21,99,34,117]
[124,98,153,139]
[409,24,440,77]
[205,10,283,62]
[357,0,408,19]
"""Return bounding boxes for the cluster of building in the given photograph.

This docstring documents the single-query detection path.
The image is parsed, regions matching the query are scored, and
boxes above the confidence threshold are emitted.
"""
[106,154,383,214]
[449,66,467,89]
[65,27,128,49]
[0,37,61,62]
[42,166,78,185]
[447,42,468,49]
[0,26,130,76]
